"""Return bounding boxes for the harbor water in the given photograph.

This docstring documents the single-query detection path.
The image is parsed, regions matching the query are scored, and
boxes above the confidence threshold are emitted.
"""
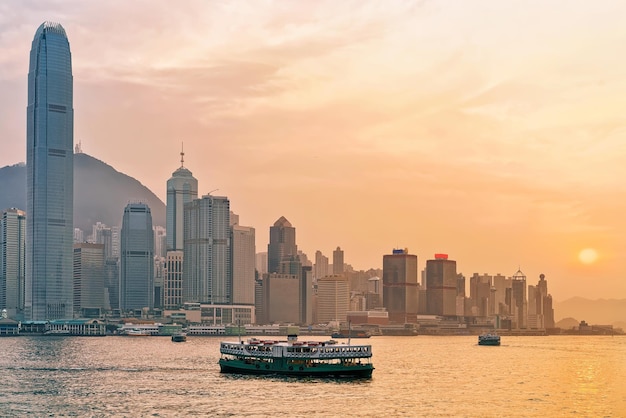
[1,335,624,416]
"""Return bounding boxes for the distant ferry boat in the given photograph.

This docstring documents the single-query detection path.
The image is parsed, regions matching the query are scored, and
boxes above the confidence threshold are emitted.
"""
[171,333,187,342]
[478,334,501,346]
[125,329,152,337]
[219,335,374,378]
[331,330,371,339]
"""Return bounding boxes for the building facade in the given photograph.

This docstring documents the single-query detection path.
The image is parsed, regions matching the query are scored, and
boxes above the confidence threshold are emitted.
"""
[166,150,198,252]
[382,249,419,323]
[183,195,231,304]
[332,246,344,275]
[426,254,458,317]
[120,203,154,311]
[164,251,183,309]
[231,224,256,305]
[73,243,105,314]
[0,209,26,318]
[316,275,350,323]
[267,216,297,274]
[26,22,74,320]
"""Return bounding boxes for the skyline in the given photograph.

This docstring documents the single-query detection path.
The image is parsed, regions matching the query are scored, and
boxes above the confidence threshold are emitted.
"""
[1,2,626,300]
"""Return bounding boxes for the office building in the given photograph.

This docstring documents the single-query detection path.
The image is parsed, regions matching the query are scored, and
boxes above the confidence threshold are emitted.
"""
[314,250,329,280]
[120,203,154,311]
[73,243,105,314]
[231,224,256,305]
[333,246,344,274]
[426,254,457,317]
[183,195,231,304]
[382,248,419,323]
[26,22,74,320]
[164,251,183,309]
[0,209,26,318]
[267,216,297,274]
[510,268,527,329]
[166,148,198,252]
[316,275,350,323]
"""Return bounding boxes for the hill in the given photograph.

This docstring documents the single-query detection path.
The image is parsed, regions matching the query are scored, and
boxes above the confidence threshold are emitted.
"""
[554,297,626,326]
[0,153,165,232]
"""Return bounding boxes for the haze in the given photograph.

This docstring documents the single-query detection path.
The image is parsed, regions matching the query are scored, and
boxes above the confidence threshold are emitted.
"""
[1,1,625,300]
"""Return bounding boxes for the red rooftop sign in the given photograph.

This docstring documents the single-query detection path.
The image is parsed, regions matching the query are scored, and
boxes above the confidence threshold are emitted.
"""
[434,253,448,260]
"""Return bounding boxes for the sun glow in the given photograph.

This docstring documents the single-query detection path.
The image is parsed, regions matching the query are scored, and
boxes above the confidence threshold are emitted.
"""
[578,248,598,265]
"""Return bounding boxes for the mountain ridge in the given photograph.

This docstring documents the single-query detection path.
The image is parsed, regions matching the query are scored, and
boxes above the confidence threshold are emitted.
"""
[0,153,165,232]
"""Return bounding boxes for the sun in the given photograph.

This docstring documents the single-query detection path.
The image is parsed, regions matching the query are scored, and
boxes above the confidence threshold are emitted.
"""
[578,248,598,265]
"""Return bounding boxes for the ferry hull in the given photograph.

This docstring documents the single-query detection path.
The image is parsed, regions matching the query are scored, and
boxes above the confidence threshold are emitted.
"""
[218,359,373,378]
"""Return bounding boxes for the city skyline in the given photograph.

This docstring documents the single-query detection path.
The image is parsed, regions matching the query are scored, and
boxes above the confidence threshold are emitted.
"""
[1,3,626,300]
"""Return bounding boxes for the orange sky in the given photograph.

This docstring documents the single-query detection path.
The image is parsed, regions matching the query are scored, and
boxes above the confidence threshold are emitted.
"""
[1,1,625,300]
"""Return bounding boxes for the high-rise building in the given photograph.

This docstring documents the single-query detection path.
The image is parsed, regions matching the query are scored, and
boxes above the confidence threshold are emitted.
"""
[154,226,167,258]
[333,247,344,275]
[231,224,256,305]
[26,22,74,320]
[382,248,419,323]
[470,273,492,317]
[314,250,329,280]
[0,208,26,318]
[183,195,231,304]
[166,148,198,252]
[426,254,457,317]
[255,252,268,276]
[510,268,527,329]
[120,203,154,311]
[104,258,119,311]
[267,216,297,274]
[73,243,105,314]
[164,251,183,309]
[317,275,350,323]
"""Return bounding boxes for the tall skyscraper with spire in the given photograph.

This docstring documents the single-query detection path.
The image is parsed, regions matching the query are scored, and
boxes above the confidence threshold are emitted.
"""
[25,22,74,320]
[166,145,198,252]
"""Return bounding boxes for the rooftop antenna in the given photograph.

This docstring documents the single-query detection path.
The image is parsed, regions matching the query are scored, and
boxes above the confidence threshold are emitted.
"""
[180,142,185,168]
[208,189,219,195]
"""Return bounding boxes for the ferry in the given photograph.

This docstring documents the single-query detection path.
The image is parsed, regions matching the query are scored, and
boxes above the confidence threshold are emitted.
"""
[171,333,187,342]
[331,330,371,339]
[478,333,501,346]
[218,335,374,378]
[125,329,152,337]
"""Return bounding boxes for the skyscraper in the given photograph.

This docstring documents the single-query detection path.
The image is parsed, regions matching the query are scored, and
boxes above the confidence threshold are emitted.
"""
[166,148,198,252]
[332,246,344,275]
[314,250,329,280]
[183,195,231,304]
[26,22,74,320]
[231,224,256,305]
[267,216,297,274]
[382,248,419,323]
[73,243,105,314]
[426,254,457,316]
[120,203,154,311]
[0,208,26,318]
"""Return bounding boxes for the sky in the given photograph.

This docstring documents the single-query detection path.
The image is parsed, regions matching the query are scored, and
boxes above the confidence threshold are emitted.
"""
[1,1,626,301]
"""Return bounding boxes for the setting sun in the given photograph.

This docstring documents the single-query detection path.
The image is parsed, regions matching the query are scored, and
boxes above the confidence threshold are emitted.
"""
[578,248,598,265]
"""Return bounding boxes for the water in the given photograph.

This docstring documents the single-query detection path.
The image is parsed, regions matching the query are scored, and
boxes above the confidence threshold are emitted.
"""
[0,335,624,417]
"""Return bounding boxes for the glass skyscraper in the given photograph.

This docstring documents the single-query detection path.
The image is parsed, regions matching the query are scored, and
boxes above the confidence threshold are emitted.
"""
[120,203,154,311]
[26,22,74,320]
